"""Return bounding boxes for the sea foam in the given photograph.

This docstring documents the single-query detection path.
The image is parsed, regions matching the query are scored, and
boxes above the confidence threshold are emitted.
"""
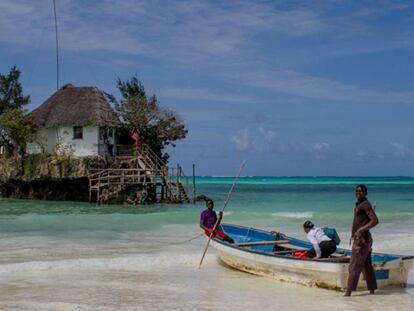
[271,212,314,219]
[0,253,202,275]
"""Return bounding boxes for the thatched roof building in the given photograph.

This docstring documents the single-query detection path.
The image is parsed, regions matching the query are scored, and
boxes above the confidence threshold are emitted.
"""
[30,84,121,128]
[27,84,121,157]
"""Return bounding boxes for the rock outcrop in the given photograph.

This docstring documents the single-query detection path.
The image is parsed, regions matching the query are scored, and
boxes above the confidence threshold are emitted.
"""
[0,155,106,201]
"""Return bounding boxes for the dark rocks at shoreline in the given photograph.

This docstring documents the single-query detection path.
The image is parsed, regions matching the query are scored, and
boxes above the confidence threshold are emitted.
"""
[0,155,105,201]
[1,178,89,201]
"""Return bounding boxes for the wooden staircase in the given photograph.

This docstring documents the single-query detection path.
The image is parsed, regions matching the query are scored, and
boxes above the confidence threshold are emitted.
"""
[167,181,190,203]
[88,144,191,204]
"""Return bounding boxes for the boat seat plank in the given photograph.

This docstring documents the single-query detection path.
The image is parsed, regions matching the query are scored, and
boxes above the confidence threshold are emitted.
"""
[282,244,308,251]
[234,240,289,247]
[272,250,296,254]
[318,257,350,263]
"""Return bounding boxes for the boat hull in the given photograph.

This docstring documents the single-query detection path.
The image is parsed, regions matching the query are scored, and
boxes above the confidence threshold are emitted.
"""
[210,225,413,291]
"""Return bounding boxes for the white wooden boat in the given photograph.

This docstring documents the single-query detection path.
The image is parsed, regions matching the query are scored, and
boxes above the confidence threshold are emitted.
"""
[210,224,413,291]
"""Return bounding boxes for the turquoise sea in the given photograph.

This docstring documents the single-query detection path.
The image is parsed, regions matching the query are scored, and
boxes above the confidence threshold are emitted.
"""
[0,177,413,310]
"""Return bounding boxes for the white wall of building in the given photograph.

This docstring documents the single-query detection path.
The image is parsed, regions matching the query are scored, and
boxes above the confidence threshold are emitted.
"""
[27,126,101,156]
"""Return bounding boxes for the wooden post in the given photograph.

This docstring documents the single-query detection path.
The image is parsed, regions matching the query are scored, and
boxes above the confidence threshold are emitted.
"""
[192,164,196,204]
[97,173,101,205]
[112,127,116,156]
[97,127,101,156]
[88,177,92,203]
[176,164,180,183]
[176,164,180,202]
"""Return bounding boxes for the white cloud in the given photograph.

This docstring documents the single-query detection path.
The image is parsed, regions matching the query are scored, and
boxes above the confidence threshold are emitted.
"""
[391,143,414,157]
[313,142,330,152]
[259,127,276,142]
[231,128,250,151]
[223,65,414,104]
[159,87,268,104]
[2,0,414,105]
[311,142,331,159]
[231,127,276,152]
[0,1,326,57]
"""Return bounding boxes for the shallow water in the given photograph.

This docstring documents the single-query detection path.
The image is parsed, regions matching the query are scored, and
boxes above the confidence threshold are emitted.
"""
[0,177,413,310]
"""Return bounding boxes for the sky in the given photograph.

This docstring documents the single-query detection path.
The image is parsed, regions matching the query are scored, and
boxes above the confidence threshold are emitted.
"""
[1,0,414,176]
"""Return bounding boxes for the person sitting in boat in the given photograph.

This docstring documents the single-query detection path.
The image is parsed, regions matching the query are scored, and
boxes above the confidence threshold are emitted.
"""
[200,199,234,243]
[303,221,336,259]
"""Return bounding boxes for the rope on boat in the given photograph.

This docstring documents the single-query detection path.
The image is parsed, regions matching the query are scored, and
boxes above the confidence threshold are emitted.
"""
[170,233,204,245]
[242,227,252,242]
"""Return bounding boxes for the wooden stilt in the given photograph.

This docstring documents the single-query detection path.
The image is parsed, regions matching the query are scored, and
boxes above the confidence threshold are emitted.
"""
[97,173,101,205]
[192,164,196,204]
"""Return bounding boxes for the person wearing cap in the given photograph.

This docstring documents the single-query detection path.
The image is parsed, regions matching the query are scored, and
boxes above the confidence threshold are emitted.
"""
[345,184,379,297]
[303,220,336,259]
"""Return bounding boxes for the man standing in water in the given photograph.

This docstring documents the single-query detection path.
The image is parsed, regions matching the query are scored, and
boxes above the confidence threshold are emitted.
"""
[345,184,379,296]
[200,199,234,243]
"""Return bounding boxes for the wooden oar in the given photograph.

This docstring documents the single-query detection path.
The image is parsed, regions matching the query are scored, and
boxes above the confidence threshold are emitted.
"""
[198,161,245,269]
[234,240,289,247]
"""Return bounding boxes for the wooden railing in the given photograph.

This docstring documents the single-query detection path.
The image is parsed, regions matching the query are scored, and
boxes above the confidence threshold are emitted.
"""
[89,167,165,203]
[137,144,182,201]
[165,165,192,203]
[88,143,192,204]
[139,144,167,171]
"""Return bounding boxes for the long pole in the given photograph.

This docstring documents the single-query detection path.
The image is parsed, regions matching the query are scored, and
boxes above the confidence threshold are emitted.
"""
[52,0,60,90]
[198,161,245,269]
[192,163,196,204]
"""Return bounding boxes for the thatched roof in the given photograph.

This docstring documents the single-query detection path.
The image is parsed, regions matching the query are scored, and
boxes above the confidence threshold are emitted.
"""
[30,84,121,128]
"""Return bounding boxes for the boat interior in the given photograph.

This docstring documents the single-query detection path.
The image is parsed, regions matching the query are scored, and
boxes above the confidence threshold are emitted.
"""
[217,224,402,264]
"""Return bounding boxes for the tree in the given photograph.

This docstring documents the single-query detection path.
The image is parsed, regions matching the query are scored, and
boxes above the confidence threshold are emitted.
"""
[107,75,187,161]
[0,67,32,156]
[0,108,35,156]
[0,66,30,114]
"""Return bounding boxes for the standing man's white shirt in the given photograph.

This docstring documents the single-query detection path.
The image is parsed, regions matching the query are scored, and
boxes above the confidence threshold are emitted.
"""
[306,227,331,257]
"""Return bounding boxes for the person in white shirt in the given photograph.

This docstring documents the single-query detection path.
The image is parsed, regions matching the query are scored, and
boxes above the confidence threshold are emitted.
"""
[303,220,336,259]
[106,135,114,157]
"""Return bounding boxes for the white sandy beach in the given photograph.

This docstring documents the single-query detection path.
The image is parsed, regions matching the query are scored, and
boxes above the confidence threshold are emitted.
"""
[0,223,412,311]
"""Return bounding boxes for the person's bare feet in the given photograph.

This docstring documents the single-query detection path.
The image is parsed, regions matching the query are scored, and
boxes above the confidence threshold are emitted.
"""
[369,289,375,294]
[344,291,351,297]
